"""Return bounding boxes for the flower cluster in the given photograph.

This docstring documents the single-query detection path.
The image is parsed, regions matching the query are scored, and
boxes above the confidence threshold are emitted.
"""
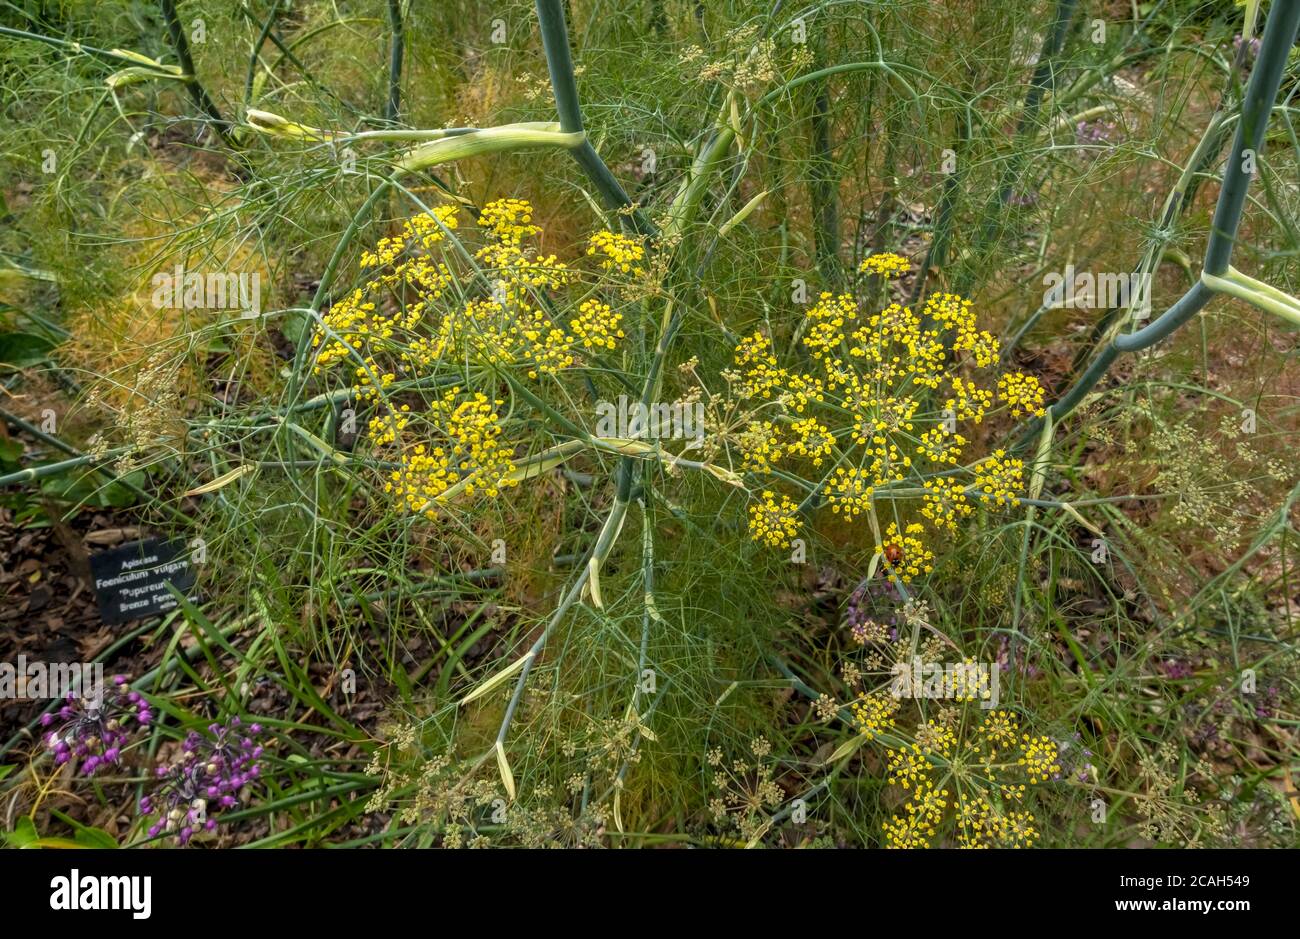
[139,717,265,845]
[998,371,1047,418]
[586,230,646,275]
[723,253,1038,582]
[973,450,1025,507]
[678,25,780,93]
[849,692,899,740]
[858,251,910,278]
[384,388,518,516]
[736,419,782,471]
[706,737,784,842]
[42,675,152,775]
[877,522,935,583]
[876,710,1061,848]
[748,490,799,548]
[476,197,540,246]
[310,198,638,517]
[824,581,1069,847]
[1017,733,1062,783]
[315,206,459,376]
[825,466,874,518]
[569,299,625,351]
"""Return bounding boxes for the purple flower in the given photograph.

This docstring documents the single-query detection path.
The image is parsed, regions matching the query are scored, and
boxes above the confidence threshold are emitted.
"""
[1254,685,1281,720]
[42,675,151,776]
[139,717,267,845]
[1075,118,1120,152]
[1233,35,1261,65]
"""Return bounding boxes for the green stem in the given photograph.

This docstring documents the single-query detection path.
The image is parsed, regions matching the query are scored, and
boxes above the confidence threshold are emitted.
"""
[242,0,282,107]
[964,0,1079,290]
[159,0,235,148]
[910,112,971,308]
[0,452,108,487]
[0,25,171,70]
[385,0,404,124]
[533,0,653,233]
[1032,0,1300,430]
[283,179,394,410]
[1204,0,1300,275]
[808,59,840,284]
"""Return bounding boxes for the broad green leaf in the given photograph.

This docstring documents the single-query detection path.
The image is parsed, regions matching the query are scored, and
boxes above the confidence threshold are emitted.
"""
[0,331,55,367]
[4,816,37,848]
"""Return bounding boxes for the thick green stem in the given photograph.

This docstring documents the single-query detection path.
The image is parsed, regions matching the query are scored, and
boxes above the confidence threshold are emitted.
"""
[1029,0,1300,433]
[0,453,102,487]
[960,0,1079,293]
[809,68,840,284]
[159,0,234,147]
[910,115,969,308]
[0,25,169,69]
[1204,0,1300,275]
[997,0,1080,211]
[534,0,654,233]
[284,180,394,410]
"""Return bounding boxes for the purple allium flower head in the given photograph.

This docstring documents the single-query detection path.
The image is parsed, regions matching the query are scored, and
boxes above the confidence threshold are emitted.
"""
[42,674,150,776]
[140,717,267,845]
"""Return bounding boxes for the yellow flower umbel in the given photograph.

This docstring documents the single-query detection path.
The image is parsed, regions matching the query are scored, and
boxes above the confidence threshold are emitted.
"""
[1017,734,1061,783]
[917,426,967,465]
[850,692,899,740]
[709,245,1053,585]
[974,449,1025,507]
[920,477,972,532]
[386,444,457,517]
[747,490,799,548]
[384,388,518,516]
[586,230,645,275]
[314,206,460,378]
[366,404,411,447]
[736,420,783,471]
[360,205,460,268]
[824,466,874,518]
[876,522,934,582]
[998,371,1047,418]
[321,197,633,389]
[477,197,540,246]
[977,709,1020,757]
[802,291,857,362]
[786,416,834,466]
[568,299,625,351]
[947,375,992,423]
[858,251,910,278]
[871,709,1058,848]
[310,196,652,523]
[725,330,787,399]
[886,746,932,790]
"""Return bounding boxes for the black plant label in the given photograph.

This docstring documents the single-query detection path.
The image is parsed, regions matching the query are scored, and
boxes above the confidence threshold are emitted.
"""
[89,538,199,625]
